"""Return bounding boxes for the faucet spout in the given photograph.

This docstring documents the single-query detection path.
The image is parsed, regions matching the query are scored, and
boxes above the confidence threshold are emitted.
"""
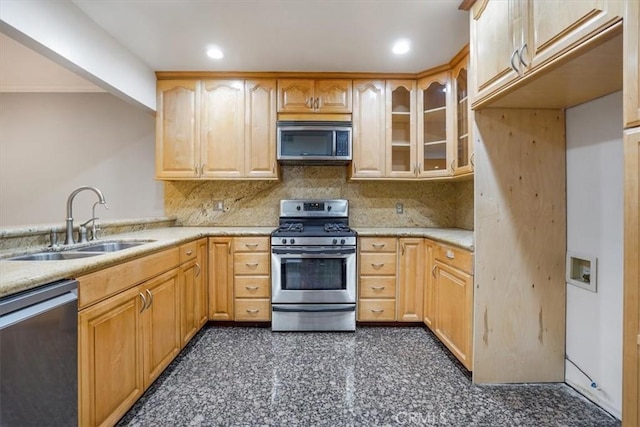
[65,186,108,245]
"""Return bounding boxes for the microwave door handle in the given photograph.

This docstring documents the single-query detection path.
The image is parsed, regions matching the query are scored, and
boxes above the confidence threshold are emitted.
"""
[332,131,337,158]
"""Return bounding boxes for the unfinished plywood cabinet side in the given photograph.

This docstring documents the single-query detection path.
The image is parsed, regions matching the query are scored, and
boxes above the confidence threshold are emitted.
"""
[473,108,566,383]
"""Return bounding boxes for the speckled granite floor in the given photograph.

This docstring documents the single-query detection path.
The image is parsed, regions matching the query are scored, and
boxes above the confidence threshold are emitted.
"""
[117,326,619,427]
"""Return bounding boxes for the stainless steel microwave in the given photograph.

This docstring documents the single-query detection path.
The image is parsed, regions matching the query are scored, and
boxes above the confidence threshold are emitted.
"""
[276,121,352,164]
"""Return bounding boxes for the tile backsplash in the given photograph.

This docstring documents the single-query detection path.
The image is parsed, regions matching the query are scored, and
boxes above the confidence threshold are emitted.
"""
[165,166,473,229]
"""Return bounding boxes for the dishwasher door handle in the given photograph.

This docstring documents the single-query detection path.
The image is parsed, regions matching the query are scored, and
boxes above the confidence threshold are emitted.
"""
[0,292,77,330]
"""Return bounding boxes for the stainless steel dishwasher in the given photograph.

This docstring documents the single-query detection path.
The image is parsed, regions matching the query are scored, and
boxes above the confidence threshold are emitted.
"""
[0,279,78,427]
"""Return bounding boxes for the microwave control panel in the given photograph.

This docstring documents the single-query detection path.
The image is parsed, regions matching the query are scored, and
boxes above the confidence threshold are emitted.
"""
[336,131,350,157]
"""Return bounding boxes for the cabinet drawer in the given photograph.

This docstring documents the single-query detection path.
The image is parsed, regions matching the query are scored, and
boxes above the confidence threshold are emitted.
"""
[179,240,198,264]
[359,237,396,252]
[234,276,270,298]
[359,276,396,298]
[234,237,270,253]
[434,244,473,275]
[78,248,180,309]
[358,299,396,321]
[234,253,270,275]
[360,253,397,275]
[234,299,271,321]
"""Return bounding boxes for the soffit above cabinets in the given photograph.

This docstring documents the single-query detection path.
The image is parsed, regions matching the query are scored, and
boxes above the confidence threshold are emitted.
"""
[0,33,104,93]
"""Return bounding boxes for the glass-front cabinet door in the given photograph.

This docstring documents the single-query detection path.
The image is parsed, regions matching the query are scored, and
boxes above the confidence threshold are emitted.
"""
[386,80,416,178]
[453,55,474,175]
[417,72,452,178]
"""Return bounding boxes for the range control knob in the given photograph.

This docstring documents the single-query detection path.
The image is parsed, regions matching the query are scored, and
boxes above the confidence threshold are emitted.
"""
[290,238,295,244]
[296,205,301,211]
[340,239,346,245]
[327,205,332,211]
[332,238,338,245]
[281,239,287,245]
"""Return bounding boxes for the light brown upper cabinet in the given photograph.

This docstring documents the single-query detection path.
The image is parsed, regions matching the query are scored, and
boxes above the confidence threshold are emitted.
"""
[277,79,352,113]
[452,54,473,176]
[417,71,452,178]
[156,79,278,180]
[351,80,387,178]
[626,0,640,129]
[156,80,199,179]
[387,80,417,179]
[471,0,621,107]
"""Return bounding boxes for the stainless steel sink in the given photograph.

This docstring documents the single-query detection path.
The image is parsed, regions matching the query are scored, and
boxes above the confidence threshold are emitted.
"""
[8,252,101,261]
[76,240,153,253]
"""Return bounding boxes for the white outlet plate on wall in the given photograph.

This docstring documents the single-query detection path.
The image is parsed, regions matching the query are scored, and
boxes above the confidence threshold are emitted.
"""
[566,251,597,292]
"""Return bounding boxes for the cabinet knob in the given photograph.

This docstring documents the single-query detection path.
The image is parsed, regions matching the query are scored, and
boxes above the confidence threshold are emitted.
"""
[186,250,193,256]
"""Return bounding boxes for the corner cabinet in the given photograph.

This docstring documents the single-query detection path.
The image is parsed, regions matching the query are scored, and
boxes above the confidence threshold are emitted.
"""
[277,79,352,113]
[417,72,453,178]
[156,79,278,180]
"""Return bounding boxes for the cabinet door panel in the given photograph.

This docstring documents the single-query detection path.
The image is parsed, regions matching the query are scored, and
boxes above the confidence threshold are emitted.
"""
[156,80,199,178]
[418,72,452,178]
[397,239,424,322]
[142,268,181,388]
[277,79,314,112]
[79,286,143,427]
[180,259,198,347]
[352,80,386,178]
[625,0,640,128]
[387,80,417,178]
[245,79,278,178]
[423,241,436,330]
[529,0,615,68]
[209,238,234,320]
[200,80,245,178]
[435,261,473,370]
[316,79,352,113]
[471,0,519,104]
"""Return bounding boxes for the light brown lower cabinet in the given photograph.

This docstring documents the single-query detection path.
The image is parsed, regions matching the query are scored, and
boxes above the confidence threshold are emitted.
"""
[427,240,474,371]
[233,236,271,321]
[397,238,424,322]
[180,238,208,347]
[78,266,181,427]
[208,237,234,320]
[358,237,397,321]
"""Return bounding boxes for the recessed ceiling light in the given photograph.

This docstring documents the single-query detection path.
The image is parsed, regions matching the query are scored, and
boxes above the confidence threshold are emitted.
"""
[392,39,411,55]
[206,46,224,59]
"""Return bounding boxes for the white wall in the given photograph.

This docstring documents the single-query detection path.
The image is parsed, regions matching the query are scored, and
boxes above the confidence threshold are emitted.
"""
[0,0,156,112]
[0,92,164,226]
[565,91,623,418]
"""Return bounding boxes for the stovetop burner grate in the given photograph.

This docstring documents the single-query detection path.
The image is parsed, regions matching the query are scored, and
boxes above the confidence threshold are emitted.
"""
[277,222,304,232]
[324,223,351,233]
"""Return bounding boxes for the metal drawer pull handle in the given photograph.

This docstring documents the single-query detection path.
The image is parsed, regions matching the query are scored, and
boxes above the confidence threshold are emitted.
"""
[371,286,385,290]
[245,263,259,267]
[195,263,201,277]
[518,43,529,67]
[245,286,259,290]
[246,309,260,314]
[245,243,259,248]
[371,263,384,268]
[510,49,519,73]
[139,293,147,313]
[145,289,153,309]
[446,250,455,259]
[372,243,386,249]
[186,250,193,256]
[371,309,384,313]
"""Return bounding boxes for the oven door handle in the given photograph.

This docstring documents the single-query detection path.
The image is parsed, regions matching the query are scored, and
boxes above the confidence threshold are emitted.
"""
[272,247,356,255]
[272,305,356,313]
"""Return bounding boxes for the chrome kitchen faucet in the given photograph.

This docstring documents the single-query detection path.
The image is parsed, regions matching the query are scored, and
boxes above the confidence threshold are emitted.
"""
[64,186,108,245]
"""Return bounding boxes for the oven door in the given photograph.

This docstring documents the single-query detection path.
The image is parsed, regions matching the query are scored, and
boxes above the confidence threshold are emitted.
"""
[271,246,356,304]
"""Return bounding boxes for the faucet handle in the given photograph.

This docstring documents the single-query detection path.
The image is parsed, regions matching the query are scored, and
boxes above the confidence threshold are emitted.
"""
[49,229,60,249]
[78,225,89,244]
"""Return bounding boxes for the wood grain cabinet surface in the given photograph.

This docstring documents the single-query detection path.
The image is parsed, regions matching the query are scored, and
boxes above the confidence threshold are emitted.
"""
[277,79,352,113]
[78,260,181,427]
[180,238,208,347]
[397,238,425,322]
[156,79,278,180]
[471,0,622,108]
[208,237,234,321]
[358,237,397,321]
[625,0,640,128]
[233,236,271,322]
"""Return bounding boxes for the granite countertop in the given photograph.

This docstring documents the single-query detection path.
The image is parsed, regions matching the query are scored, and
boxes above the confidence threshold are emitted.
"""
[354,227,474,251]
[0,226,473,299]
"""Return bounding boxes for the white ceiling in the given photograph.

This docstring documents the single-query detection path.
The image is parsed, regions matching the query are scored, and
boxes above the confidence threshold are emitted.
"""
[1,1,469,93]
[72,0,470,73]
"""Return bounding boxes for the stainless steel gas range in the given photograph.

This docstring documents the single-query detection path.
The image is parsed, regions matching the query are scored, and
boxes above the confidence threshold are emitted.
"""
[271,199,357,331]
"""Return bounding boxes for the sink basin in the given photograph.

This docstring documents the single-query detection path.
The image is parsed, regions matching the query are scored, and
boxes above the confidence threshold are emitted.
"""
[76,240,153,253]
[8,252,101,261]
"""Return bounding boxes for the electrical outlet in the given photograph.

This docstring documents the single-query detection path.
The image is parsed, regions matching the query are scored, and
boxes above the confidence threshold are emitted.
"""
[396,203,404,214]
[213,200,224,211]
